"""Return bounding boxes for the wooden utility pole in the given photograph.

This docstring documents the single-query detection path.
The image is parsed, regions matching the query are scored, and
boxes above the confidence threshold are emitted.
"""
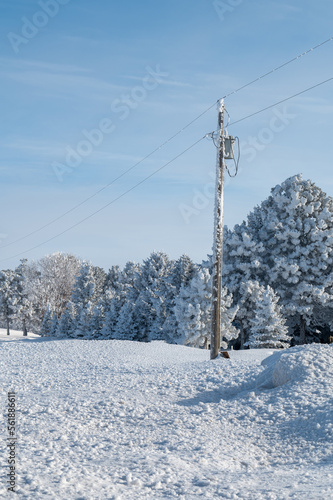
[211,99,225,360]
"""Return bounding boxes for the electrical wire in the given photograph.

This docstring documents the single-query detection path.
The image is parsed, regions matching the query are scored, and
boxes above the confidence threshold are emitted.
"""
[2,34,332,251]
[0,135,206,263]
[4,74,332,263]
[228,76,333,126]
[221,35,333,100]
[0,101,217,250]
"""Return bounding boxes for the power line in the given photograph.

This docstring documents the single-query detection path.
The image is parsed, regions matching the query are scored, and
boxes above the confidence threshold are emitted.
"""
[2,34,332,250]
[0,136,206,263]
[5,72,332,263]
[222,35,333,99]
[0,102,217,250]
[3,75,333,263]
[229,76,333,126]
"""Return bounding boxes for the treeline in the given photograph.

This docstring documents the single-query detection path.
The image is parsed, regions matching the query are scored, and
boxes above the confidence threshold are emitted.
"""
[1,174,333,348]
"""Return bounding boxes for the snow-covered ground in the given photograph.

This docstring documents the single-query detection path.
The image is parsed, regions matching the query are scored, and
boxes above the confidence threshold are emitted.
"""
[0,329,332,499]
[0,329,40,341]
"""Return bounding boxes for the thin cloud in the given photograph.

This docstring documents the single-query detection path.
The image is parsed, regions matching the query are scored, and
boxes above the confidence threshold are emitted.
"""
[0,57,91,74]
[1,139,65,157]
[122,74,192,88]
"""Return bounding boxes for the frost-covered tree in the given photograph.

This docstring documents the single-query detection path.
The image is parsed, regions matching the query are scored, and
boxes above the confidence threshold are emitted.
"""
[36,252,81,318]
[71,263,97,309]
[235,280,267,348]
[245,285,291,349]
[88,304,105,339]
[114,300,141,341]
[174,267,238,348]
[163,254,196,343]
[61,262,107,337]
[102,262,140,338]
[19,261,43,332]
[223,224,265,302]
[171,254,196,291]
[224,175,333,344]
[0,269,20,335]
[251,175,333,342]
[50,312,58,337]
[14,259,34,336]
[20,253,81,331]
[101,297,119,339]
[174,268,211,347]
[40,307,52,337]
[72,298,106,339]
[73,304,92,338]
[220,287,240,349]
[56,301,77,337]
[40,307,58,337]
[125,252,173,342]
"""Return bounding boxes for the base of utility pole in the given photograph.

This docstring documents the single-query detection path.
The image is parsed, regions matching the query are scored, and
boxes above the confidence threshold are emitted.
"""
[210,99,225,360]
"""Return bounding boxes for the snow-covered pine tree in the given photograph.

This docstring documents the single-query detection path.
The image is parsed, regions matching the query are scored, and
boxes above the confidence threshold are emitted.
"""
[163,254,196,343]
[88,304,105,339]
[224,175,333,344]
[61,262,106,338]
[19,260,43,332]
[245,285,291,349]
[248,175,333,343]
[170,254,196,291]
[0,269,20,335]
[73,303,94,338]
[129,252,173,342]
[40,307,53,337]
[50,312,58,337]
[174,267,212,347]
[220,287,240,349]
[174,267,239,349]
[15,259,34,336]
[101,261,140,338]
[101,298,119,339]
[236,280,267,348]
[114,300,140,341]
[223,223,265,303]
[40,307,58,337]
[56,301,77,337]
[71,263,96,309]
[104,265,122,294]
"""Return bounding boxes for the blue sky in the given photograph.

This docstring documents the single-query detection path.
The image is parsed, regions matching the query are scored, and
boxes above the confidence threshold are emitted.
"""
[1,0,333,270]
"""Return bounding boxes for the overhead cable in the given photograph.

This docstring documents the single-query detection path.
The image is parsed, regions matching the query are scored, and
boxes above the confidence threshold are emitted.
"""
[2,34,332,250]
[229,76,333,126]
[0,136,206,263]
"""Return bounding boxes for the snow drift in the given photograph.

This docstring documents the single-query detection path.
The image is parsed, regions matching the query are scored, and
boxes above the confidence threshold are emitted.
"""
[257,343,333,389]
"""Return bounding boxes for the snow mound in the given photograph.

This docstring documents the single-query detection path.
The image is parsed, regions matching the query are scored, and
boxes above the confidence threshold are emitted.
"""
[257,344,333,389]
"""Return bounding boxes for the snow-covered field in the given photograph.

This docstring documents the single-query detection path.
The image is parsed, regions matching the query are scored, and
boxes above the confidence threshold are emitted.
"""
[0,329,332,499]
